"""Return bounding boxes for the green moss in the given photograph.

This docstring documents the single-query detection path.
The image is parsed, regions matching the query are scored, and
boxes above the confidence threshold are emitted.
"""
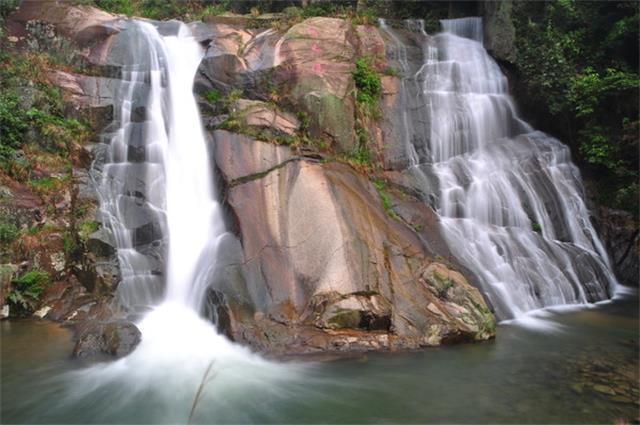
[431,271,454,299]
[328,310,362,329]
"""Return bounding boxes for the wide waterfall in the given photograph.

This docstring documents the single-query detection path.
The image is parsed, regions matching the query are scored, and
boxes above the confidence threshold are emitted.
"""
[380,18,618,320]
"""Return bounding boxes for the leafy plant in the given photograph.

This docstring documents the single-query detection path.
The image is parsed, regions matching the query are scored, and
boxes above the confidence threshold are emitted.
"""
[531,222,543,234]
[6,270,49,312]
[202,89,221,104]
[78,220,100,240]
[352,56,382,110]
[0,215,19,245]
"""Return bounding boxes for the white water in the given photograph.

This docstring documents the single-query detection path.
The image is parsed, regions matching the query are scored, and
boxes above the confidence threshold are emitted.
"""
[380,18,618,321]
[86,21,306,419]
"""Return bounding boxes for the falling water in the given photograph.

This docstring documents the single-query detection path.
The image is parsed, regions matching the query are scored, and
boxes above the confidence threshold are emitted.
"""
[82,21,307,421]
[380,18,618,320]
[95,20,226,313]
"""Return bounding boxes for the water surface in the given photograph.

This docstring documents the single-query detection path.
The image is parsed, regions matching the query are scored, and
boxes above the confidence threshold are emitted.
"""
[2,295,638,424]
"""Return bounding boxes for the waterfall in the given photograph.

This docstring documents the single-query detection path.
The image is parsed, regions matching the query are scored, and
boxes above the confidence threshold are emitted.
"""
[380,18,618,320]
[86,21,295,399]
[95,21,227,314]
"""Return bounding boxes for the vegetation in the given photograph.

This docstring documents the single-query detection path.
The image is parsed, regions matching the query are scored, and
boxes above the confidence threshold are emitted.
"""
[202,89,221,104]
[512,1,639,216]
[373,178,399,220]
[352,56,382,115]
[431,270,455,299]
[0,212,19,245]
[531,222,543,234]
[6,270,50,312]
[90,0,232,21]
[0,47,89,182]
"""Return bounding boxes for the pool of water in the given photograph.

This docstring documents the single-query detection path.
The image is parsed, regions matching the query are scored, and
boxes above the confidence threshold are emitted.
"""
[2,294,638,424]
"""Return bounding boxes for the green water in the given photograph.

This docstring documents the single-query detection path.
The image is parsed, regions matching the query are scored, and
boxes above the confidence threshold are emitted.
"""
[2,295,638,424]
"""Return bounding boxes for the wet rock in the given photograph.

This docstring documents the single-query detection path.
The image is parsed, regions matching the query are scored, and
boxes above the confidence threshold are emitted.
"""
[596,207,639,287]
[197,53,246,92]
[72,320,141,358]
[86,228,116,258]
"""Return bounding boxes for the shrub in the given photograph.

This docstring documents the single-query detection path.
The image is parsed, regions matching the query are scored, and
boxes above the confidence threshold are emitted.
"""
[352,57,382,107]
[7,270,49,312]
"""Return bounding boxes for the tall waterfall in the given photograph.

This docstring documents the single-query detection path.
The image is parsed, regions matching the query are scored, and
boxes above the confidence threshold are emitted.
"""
[87,21,286,396]
[380,18,618,320]
[95,21,226,314]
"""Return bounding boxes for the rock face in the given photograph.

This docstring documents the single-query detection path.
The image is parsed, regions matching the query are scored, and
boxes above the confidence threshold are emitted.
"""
[211,131,495,354]
[597,207,639,287]
[195,17,387,154]
[482,0,517,63]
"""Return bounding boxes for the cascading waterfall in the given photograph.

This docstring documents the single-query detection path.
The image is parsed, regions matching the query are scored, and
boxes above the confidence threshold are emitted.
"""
[380,18,618,321]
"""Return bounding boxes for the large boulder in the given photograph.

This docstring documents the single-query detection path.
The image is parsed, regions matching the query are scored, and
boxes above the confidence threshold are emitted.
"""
[72,320,141,358]
[8,0,118,45]
[210,132,495,354]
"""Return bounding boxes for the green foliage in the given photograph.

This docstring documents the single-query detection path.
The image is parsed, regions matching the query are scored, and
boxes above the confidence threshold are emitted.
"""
[62,231,77,255]
[568,67,638,118]
[347,143,372,165]
[373,178,399,220]
[300,2,342,19]
[531,222,542,234]
[202,89,221,104]
[431,271,454,299]
[0,0,18,19]
[78,220,100,241]
[92,0,231,20]
[0,92,28,150]
[0,213,19,245]
[7,270,49,312]
[223,89,243,111]
[512,1,639,216]
[352,56,382,108]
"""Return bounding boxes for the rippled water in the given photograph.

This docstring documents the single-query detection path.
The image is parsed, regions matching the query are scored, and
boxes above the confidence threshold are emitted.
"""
[2,294,638,424]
